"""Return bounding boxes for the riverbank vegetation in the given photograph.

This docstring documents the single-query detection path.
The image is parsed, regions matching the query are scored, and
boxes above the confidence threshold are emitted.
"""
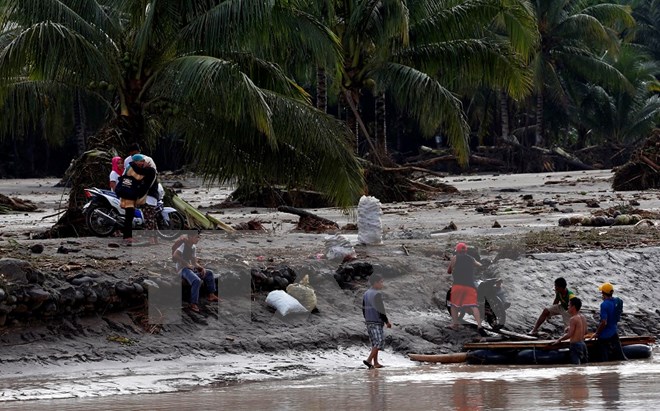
[0,0,658,204]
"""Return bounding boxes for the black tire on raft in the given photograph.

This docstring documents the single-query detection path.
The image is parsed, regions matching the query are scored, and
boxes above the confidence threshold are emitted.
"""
[85,204,116,237]
[157,211,185,240]
[485,297,507,330]
[622,344,653,360]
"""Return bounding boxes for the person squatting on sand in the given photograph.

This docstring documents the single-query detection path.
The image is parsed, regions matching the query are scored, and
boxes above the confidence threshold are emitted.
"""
[172,230,219,313]
[594,282,627,362]
[553,297,588,365]
[447,242,486,336]
[362,273,392,369]
[529,277,575,336]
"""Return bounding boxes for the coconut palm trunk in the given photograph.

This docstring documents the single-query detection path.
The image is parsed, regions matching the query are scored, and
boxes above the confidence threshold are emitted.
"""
[500,91,509,144]
[316,67,327,113]
[535,92,544,146]
[375,92,387,157]
[73,90,87,156]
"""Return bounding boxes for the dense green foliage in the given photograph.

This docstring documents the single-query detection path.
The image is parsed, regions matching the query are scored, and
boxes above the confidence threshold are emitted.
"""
[0,0,658,199]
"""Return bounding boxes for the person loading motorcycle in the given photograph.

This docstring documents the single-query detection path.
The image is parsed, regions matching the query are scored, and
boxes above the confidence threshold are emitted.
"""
[447,242,486,336]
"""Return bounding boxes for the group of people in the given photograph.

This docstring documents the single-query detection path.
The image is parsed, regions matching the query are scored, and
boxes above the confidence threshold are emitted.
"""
[543,278,626,365]
[361,241,627,368]
[109,144,220,313]
[108,143,160,245]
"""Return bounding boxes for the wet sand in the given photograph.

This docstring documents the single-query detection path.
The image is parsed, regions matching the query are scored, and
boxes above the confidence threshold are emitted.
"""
[1,170,659,400]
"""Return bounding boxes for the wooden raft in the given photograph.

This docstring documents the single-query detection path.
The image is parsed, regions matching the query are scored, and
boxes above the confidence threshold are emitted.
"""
[463,335,656,351]
[409,335,655,363]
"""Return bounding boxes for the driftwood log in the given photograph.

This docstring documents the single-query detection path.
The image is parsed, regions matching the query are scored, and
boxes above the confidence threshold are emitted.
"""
[277,206,339,232]
[0,194,38,213]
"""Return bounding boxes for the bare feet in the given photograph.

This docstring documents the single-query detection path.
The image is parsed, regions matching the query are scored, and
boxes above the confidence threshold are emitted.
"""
[207,294,219,302]
[448,324,460,330]
[189,304,200,313]
[374,364,384,368]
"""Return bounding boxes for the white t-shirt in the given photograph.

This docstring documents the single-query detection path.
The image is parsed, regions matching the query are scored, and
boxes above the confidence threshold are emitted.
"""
[109,171,120,188]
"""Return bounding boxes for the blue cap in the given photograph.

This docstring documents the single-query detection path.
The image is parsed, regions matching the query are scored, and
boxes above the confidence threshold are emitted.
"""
[132,154,145,161]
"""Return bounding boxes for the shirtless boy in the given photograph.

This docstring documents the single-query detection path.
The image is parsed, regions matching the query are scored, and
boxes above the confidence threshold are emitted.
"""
[554,297,588,365]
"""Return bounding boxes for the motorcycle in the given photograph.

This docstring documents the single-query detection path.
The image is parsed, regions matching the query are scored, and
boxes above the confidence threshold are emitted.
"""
[82,186,185,240]
[445,276,510,330]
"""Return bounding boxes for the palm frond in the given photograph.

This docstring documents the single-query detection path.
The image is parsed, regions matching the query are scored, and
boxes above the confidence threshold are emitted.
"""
[370,62,470,164]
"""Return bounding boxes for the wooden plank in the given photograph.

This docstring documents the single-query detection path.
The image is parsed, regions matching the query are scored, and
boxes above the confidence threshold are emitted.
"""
[486,327,538,341]
[409,353,468,363]
[463,335,656,351]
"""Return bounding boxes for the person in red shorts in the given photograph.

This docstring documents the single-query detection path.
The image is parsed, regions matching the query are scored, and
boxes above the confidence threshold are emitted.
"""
[447,242,485,335]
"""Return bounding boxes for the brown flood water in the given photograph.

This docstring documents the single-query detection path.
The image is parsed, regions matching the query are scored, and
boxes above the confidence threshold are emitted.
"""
[2,354,659,410]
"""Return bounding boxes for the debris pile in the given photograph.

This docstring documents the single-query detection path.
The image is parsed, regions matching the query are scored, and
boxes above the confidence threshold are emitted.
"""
[613,129,660,191]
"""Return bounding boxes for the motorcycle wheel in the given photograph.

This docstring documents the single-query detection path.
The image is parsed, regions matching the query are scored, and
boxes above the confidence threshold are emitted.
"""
[484,297,507,330]
[157,211,185,240]
[85,204,117,237]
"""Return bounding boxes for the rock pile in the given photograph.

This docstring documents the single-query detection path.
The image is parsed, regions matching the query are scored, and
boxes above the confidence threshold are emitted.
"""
[0,258,147,327]
[334,261,374,289]
[250,265,297,292]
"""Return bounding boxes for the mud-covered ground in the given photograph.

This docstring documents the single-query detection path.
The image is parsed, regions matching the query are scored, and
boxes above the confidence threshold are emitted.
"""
[1,169,659,396]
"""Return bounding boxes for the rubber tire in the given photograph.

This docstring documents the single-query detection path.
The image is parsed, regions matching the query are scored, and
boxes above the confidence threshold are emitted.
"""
[85,204,116,237]
[485,296,507,330]
[157,211,185,240]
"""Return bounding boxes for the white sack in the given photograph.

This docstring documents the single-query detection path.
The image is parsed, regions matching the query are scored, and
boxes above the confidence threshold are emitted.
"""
[265,290,308,316]
[357,195,383,245]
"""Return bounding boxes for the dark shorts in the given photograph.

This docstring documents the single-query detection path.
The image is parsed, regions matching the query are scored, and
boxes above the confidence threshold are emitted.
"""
[366,322,385,349]
[597,334,627,362]
[450,284,478,307]
[570,341,588,365]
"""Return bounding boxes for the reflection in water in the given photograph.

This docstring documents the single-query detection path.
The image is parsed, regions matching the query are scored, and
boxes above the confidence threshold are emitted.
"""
[1,357,659,411]
[595,372,621,409]
[368,370,387,411]
[559,373,589,409]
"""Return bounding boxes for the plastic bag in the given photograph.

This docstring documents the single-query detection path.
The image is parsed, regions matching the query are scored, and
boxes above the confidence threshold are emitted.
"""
[286,274,317,311]
[324,234,357,261]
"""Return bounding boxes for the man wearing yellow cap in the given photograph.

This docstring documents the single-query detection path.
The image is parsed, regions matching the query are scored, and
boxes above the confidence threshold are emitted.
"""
[593,282,626,362]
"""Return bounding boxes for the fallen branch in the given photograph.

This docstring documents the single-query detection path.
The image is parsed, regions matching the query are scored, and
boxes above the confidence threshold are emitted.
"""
[639,154,660,172]
[277,206,339,228]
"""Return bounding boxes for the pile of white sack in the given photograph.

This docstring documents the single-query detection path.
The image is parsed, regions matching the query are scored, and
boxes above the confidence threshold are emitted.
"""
[357,195,383,245]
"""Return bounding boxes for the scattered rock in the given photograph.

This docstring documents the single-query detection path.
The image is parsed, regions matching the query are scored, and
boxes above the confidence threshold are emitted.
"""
[29,244,44,254]
[444,221,457,231]
[586,199,600,208]
[522,194,533,200]
[492,221,502,228]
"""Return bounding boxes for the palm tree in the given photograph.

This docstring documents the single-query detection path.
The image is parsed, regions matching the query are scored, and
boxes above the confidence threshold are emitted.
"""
[570,44,660,146]
[529,0,635,146]
[327,0,537,165]
[0,0,364,208]
[627,0,660,62]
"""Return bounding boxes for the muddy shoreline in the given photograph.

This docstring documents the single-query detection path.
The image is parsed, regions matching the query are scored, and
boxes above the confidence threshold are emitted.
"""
[1,170,659,396]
